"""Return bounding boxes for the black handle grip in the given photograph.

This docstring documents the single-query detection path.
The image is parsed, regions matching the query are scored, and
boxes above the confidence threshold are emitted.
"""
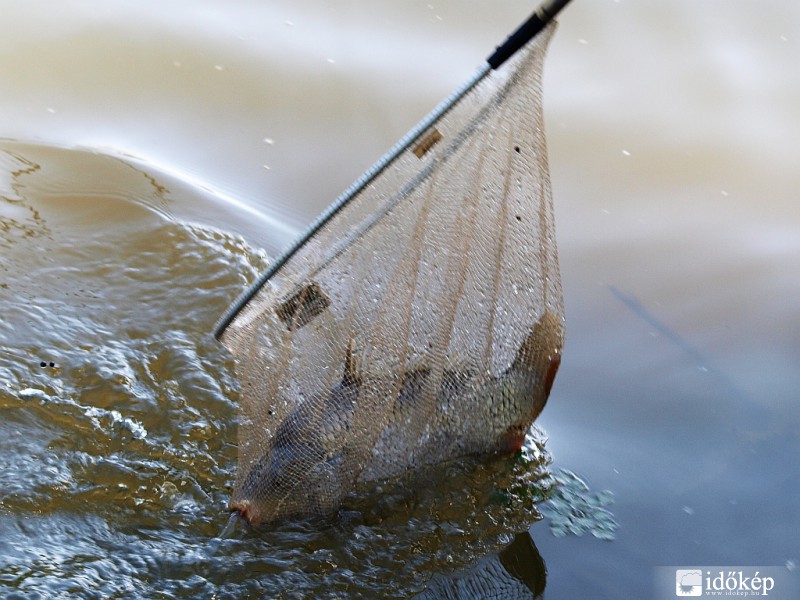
[487,0,572,69]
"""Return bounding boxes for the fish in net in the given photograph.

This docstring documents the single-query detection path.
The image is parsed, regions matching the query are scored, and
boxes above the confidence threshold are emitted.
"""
[216,16,565,526]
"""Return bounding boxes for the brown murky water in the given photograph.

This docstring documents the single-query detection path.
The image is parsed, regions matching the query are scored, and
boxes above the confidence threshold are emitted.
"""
[1,1,799,598]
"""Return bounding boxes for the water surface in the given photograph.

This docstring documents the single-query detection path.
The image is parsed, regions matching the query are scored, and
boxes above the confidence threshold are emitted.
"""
[1,1,799,597]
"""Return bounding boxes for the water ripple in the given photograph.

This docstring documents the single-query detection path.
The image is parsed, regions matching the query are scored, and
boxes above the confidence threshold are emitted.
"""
[0,142,609,598]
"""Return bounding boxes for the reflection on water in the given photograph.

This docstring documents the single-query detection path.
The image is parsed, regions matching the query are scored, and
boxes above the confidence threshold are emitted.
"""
[415,532,546,599]
[1,0,799,597]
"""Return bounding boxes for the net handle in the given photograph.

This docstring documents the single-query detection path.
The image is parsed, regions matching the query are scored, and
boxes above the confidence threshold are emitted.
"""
[213,0,573,339]
[488,0,572,69]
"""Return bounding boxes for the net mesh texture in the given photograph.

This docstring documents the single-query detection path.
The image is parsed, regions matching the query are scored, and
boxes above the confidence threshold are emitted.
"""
[219,24,564,526]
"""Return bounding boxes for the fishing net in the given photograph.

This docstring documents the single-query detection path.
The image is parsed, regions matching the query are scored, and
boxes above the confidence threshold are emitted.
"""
[218,24,564,526]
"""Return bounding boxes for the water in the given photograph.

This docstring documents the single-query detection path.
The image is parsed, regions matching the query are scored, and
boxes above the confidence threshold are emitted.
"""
[0,139,570,598]
[1,1,799,598]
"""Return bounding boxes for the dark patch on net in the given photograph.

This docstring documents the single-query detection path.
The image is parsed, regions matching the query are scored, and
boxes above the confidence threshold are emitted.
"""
[275,282,331,330]
[412,128,443,158]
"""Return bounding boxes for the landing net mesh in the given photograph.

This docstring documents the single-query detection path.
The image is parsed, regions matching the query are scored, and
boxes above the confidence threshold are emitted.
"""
[219,24,563,525]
